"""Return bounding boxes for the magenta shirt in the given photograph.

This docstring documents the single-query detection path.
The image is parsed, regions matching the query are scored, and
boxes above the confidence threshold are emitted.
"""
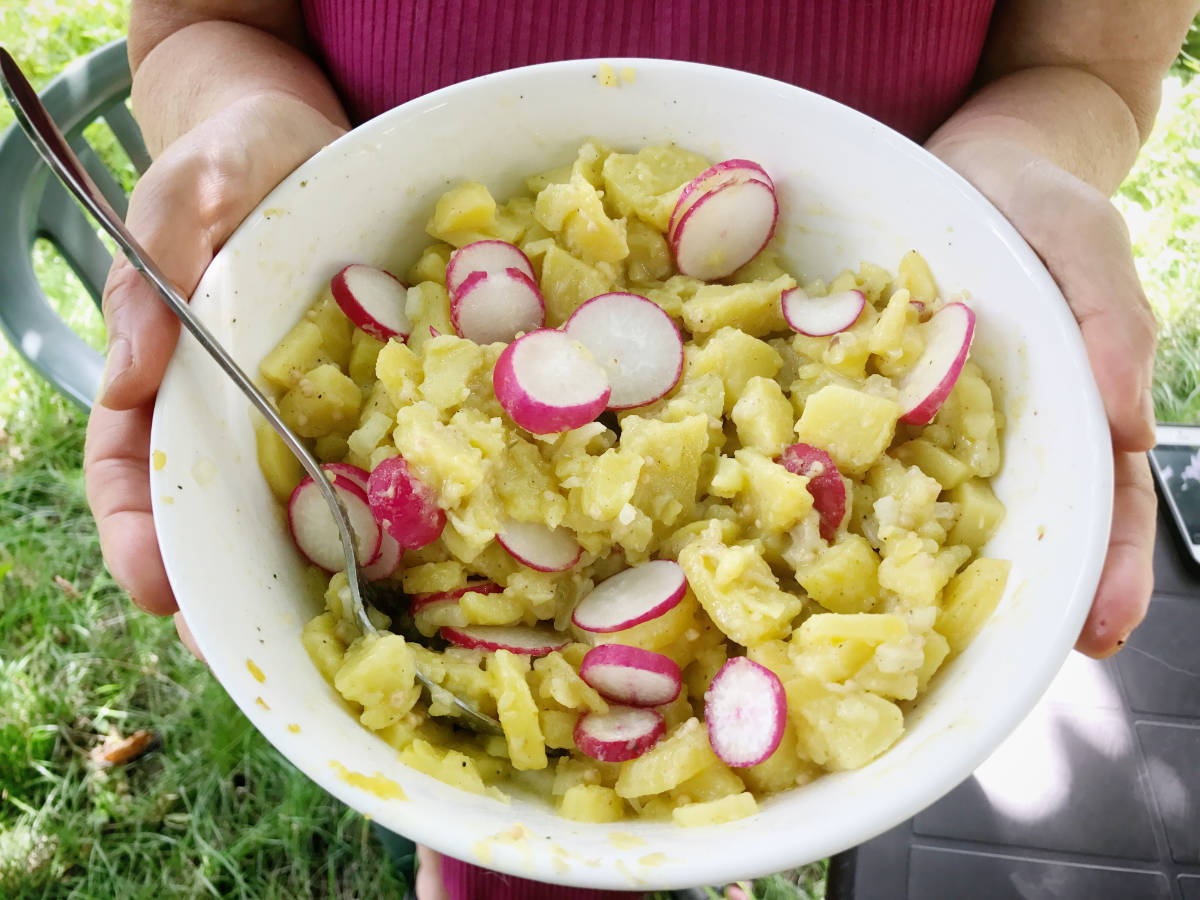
[301,0,995,142]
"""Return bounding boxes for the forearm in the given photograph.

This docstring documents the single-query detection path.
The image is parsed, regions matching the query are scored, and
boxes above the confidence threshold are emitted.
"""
[925,65,1146,196]
[130,18,349,157]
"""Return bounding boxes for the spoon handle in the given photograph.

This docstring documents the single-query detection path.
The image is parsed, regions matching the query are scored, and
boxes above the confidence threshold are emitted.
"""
[0,47,372,632]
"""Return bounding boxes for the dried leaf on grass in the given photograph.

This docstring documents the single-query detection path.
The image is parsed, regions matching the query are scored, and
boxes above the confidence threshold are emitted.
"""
[89,729,160,768]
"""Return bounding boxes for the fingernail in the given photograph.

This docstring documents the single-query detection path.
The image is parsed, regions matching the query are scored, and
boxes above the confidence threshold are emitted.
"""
[100,335,131,401]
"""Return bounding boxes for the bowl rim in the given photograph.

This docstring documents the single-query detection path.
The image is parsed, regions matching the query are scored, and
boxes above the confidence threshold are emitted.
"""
[151,56,1113,889]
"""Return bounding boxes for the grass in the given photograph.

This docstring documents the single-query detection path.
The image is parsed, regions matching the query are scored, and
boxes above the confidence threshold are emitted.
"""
[0,3,1197,898]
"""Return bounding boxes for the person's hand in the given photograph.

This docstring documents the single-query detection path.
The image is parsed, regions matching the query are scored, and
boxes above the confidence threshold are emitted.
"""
[929,136,1158,658]
[84,91,345,645]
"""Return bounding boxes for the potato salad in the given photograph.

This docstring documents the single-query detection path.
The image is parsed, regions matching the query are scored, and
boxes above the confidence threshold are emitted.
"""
[255,141,1010,827]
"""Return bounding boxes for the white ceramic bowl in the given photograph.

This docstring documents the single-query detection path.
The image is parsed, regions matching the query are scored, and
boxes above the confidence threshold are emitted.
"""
[150,58,1112,890]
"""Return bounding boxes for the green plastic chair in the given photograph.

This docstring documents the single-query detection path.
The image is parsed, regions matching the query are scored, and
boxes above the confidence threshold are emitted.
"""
[0,38,148,410]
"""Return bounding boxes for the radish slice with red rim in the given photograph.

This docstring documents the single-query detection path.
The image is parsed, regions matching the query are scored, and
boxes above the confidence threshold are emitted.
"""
[450,267,545,345]
[777,443,846,542]
[572,559,688,633]
[288,474,382,571]
[411,582,503,614]
[897,302,976,425]
[330,264,410,341]
[321,462,370,490]
[574,705,665,762]
[563,292,684,410]
[704,657,786,768]
[580,644,682,707]
[445,240,535,299]
[366,455,446,549]
[493,329,611,434]
[669,159,774,238]
[781,287,866,337]
[671,179,778,281]
[361,533,403,581]
[440,624,567,656]
[496,519,582,572]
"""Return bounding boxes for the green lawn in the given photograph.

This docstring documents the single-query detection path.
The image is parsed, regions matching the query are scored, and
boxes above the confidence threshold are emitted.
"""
[1,3,1197,899]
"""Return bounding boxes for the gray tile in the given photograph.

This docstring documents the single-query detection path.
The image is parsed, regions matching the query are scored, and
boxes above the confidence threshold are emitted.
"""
[1136,722,1200,864]
[908,846,1170,900]
[1180,875,1200,900]
[1116,596,1200,717]
[1152,503,1200,599]
[914,704,1158,860]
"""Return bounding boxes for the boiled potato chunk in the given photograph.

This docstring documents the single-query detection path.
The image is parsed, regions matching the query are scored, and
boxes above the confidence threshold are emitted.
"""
[672,792,759,827]
[560,784,626,823]
[793,384,901,476]
[731,376,794,455]
[793,534,881,614]
[334,633,421,730]
[277,363,362,438]
[947,478,1006,550]
[489,650,548,771]
[681,276,792,337]
[679,523,803,646]
[937,558,1012,654]
[615,717,714,798]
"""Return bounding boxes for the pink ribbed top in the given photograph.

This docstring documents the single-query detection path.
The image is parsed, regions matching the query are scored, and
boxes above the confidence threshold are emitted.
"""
[300,0,995,141]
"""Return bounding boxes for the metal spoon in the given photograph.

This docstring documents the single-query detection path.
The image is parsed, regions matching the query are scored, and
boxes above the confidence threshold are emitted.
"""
[0,47,501,735]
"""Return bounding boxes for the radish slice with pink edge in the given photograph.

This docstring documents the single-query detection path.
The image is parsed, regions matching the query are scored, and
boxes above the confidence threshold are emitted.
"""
[668,159,775,237]
[897,301,976,425]
[411,582,502,614]
[563,292,684,410]
[330,264,411,341]
[366,455,446,549]
[287,474,382,572]
[704,657,786,768]
[671,179,778,281]
[781,287,866,337]
[572,559,688,633]
[440,624,567,656]
[580,644,682,707]
[445,240,535,299]
[777,443,846,542]
[493,329,611,434]
[574,705,666,762]
[496,519,582,572]
[450,267,545,345]
[319,462,400,577]
[361,532,402,581]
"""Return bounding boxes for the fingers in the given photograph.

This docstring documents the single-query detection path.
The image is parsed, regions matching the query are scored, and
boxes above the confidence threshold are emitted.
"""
[84,399,177,615]
[1076,451,1157,657]
[997,159,1159,453]
[174,612,207,663]
[415,845,449,900]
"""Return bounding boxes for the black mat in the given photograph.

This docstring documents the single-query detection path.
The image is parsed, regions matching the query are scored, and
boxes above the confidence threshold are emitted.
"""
[828,481,1200,900]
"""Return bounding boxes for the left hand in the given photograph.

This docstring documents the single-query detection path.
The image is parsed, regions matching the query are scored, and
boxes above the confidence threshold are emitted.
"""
[929,136,1158,658]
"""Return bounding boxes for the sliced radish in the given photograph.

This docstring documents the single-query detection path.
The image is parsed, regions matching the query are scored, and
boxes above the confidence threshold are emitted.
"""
[493,329,611,434]
[704,657,786,768]
[366,455,446,549]
[668,159,774,238]
[321,462,370,490]
[574,706,665,762]
[671,179,778,281]
[411,581,504,614]
[580,644,682,707]
[897,302,976,426]
[777,443,846,542]
[361,533,403,581]
[572,560,688,633]
[288,474,382,572]
[781,288,865,337]
[563,293,684,410]
[440,624,567,656]
[450,268,545,345]
[330,264,411,341]
[445,240,535,299]
[496,519,582,572]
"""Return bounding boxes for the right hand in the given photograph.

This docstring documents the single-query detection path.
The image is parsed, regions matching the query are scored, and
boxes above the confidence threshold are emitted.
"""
[84,92,346,640]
